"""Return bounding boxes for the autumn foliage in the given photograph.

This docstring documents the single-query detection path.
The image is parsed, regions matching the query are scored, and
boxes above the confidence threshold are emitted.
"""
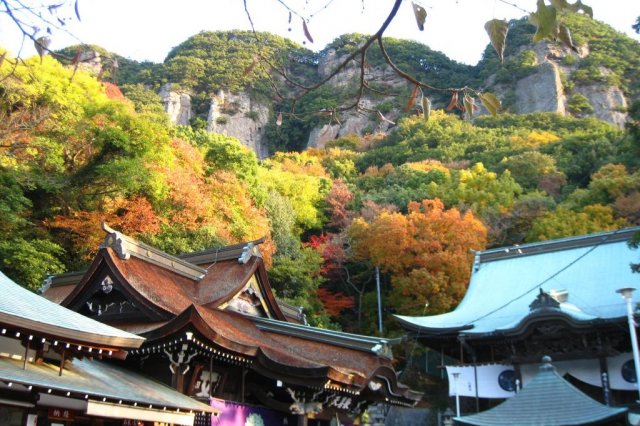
[349,199,487,314]
[316,287,355,317]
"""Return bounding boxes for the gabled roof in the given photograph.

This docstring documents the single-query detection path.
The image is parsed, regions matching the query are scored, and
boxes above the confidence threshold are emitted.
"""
[454,357,627,425]
[135,305,421,405]
[43,225,287,321]
[0,271,143,350]
[396,227,640,339]
[41,225,421,407]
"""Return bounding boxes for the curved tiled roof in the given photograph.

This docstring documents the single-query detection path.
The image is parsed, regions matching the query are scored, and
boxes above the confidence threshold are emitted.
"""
[396,227,640,338]
[140,305,421,404]
[455,357,627,425]
[41,226,421,407]
[0,271,143,349]
[0,356,214,414]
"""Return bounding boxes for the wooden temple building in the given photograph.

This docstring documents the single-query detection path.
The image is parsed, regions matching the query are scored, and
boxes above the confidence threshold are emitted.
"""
[40,224,421,425]
[396,226,640,423]
[0,270,216,426]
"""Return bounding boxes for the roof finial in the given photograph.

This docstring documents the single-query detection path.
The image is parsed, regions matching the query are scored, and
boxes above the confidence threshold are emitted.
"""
[540,355,554,371]
[238,242,256,264]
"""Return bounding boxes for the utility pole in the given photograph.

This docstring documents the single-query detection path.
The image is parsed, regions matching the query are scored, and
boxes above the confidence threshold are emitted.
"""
[376,266,383,333]
[617,287,640,402]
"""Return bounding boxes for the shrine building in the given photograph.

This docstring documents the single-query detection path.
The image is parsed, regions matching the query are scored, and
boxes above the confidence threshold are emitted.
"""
[41,224,421,425]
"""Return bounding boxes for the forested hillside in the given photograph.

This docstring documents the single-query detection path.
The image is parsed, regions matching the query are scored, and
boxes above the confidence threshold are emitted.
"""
[63,16,639,154]
[1,15,640,336]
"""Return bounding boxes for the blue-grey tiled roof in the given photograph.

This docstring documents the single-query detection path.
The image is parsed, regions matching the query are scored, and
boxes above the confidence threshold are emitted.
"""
[0,356,213,412]
[396,227,640,336]
[0,271,143,348]
[454,358,627,425]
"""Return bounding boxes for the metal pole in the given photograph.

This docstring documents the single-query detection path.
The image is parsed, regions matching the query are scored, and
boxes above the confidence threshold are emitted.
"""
[618,287,640,402]
[376,266,383,333]
[453,372,460,417]
[473,363,479,412]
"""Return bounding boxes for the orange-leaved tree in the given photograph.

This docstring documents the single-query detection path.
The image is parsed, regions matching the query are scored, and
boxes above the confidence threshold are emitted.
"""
[349,198,487,315]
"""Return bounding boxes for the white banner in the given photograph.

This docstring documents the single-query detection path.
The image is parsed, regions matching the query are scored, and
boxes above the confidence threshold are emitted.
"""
[446,364,517,399]
[446,353,638,399]
[519,358,600,387]
[605,353,638,391]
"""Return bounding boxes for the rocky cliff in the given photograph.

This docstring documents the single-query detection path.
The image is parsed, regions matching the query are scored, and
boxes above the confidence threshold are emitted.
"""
[305,41,631,149]
[207,91,270,159]
[158,87,270,158]
[147,24,635,157]
[488,41,628,127]
[159,84,192,126]
[306,49,406,149]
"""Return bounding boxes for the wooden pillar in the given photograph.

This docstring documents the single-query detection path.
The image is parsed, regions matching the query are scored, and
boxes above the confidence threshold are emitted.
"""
[171,368,179,390]
[176,370,185,393]
[241,368,247,403]
[297,414,308,426]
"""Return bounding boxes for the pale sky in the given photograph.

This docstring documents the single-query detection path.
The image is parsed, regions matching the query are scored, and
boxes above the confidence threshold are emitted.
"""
[1,0,639,65]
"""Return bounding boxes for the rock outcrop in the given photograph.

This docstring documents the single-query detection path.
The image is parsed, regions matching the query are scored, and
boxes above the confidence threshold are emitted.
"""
[306,50,406,148]
[575,83,627,127]
[154,34,632,157]
[488,41,627,127]
[207,91,270,159]
[159,84,192,126]
[514,61,567,115]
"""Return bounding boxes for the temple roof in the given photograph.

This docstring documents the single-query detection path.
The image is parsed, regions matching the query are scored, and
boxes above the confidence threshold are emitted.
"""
[0,270,216,423]
[0,356,215,416]
[43,228,286,321]
[396,227,640,339]
[454,357,627,425]
[41,225,421,406]
[137,305,421,404]
[0,270,143,350]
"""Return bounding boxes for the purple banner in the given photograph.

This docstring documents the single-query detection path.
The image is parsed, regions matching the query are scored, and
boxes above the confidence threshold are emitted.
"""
[210,398,297,426]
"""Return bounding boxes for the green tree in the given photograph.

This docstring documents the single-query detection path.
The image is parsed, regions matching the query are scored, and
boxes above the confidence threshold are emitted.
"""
[258,154,331,234]
[498,151,562,191]
[0,238,65,290]
[447,163,522,218]
[267,246,333,328]
[527,205,628,242]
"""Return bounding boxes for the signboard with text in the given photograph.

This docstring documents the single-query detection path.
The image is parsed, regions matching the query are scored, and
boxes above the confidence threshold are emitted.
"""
[48,407,75,421]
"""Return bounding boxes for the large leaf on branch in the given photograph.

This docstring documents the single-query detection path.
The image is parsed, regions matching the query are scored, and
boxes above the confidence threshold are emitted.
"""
[484,19,509,63]
[550,1,592,28]
[463,94,475,120]
[302,19,314,43]
[412,2,427,31]
[565,0,593,17]
[422,96,431,121]
[406,84,420,112]
[479,92,501,116]
[445,91,459,112]
[529,0,557,43]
